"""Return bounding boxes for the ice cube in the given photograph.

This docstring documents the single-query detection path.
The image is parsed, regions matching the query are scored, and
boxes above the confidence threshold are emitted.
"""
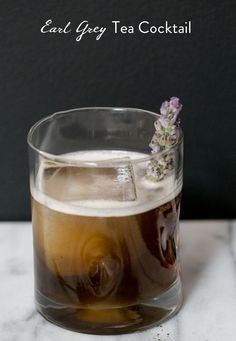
[41,157,137,202]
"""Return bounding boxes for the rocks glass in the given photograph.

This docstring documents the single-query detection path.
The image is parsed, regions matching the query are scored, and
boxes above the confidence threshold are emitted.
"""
[28,107,183,334]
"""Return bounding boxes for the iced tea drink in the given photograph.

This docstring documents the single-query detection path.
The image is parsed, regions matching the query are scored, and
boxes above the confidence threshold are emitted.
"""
[28,107,183,334]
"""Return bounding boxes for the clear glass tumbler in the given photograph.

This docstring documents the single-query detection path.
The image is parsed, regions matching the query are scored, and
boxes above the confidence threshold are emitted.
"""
[28,107,183,334]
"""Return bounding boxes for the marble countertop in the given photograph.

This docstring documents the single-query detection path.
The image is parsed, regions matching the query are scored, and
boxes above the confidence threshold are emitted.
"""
[0,221,236,341]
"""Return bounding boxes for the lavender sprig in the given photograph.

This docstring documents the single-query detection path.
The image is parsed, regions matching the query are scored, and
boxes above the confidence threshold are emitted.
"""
[146,97,182,182]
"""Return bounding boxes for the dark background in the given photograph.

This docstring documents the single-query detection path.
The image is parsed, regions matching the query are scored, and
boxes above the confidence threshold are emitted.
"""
[0,0,235,220]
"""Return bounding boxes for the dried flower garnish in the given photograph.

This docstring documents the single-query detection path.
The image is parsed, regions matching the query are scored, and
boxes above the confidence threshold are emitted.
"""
[146,97,182,182]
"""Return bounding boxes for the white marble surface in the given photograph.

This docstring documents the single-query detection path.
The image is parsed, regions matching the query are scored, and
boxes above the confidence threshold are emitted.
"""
[0,221,236,341]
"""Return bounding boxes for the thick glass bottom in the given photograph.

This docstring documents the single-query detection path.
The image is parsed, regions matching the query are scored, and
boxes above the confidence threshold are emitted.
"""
[36,276,183,335]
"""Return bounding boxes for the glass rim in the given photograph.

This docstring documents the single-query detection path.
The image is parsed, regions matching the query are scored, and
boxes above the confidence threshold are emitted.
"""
[27,106,183,165]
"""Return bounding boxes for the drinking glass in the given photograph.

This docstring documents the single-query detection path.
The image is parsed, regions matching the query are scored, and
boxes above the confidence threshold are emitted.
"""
[28,107,183,334]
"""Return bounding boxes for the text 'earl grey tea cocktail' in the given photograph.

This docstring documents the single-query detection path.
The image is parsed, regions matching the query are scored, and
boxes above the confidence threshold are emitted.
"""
[28,102,183,334]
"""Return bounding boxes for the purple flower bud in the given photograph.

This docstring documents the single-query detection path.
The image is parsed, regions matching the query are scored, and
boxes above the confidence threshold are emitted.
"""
[169,97,182,113]
[160,101,169,115]
[159,97,182,123]
[169,97,183,123]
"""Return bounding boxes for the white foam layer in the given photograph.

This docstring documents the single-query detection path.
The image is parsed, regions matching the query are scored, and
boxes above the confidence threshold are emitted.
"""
[31,150,182,217]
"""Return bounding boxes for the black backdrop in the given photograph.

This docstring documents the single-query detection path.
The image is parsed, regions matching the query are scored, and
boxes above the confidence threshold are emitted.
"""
[0,0,235,220]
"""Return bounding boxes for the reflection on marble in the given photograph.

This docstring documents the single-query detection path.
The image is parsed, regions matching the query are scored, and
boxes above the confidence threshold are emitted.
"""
[0,221,236,341]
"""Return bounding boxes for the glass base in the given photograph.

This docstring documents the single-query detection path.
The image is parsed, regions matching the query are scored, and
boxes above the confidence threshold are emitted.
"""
[36,277,183,335]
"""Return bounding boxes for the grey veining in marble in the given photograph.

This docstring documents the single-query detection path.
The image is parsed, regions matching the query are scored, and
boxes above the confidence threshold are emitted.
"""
[0,221,236,341]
